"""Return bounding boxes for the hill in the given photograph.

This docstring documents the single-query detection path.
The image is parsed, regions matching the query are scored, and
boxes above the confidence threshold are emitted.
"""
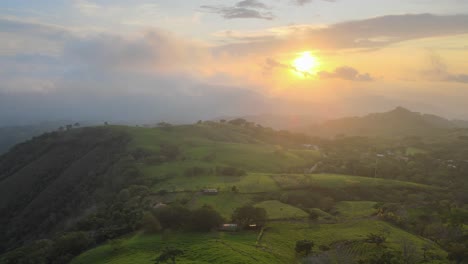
[0,127,133,252]
[304,107,468,138]
[0,121,466,263]
[0,122,69,154]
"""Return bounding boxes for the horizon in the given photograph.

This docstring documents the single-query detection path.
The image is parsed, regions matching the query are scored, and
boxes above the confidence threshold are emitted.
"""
[1,1,468,125]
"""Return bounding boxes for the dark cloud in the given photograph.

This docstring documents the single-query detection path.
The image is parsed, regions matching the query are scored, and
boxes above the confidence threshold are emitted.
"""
[200,0,274,20]
[318,67,374,81]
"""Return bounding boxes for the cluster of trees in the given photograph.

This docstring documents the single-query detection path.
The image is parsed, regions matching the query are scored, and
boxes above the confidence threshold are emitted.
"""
[151,205,223,232]
[2,183,152,264]
[148,204,267,233]
[374,202,468,263]
[58,122,80,131]
[0,128,159,264]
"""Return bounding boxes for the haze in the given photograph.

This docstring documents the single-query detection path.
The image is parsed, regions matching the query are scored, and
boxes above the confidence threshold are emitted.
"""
[1,0,468,126]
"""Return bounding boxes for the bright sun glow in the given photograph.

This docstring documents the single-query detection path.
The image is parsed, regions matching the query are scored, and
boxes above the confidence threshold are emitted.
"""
[292,52,320,76]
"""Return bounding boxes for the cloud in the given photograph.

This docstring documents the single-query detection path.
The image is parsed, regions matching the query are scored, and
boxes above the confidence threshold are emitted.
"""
[264,58,373,81]
[291,0,336,6]
[200,0,274,20]
[264,57,315,77]
[216,14,468,54]
[423,53,468,83]
[318,67,374,81]
[73,0,100,16]
[0,20,273,124]
[236,0,269,9]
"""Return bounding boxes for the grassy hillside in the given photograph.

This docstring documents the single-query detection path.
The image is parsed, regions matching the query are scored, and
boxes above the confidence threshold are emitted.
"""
[0,127,132,251]
[71,219,446,264]
[1,122,464,264]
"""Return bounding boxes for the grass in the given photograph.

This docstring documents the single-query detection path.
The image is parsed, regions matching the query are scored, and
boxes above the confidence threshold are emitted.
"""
[260,220,447,263]
[406,147,427,156]
[121,126,320,175]
[71,231,282,264]
[272,173,435,190]
[74,126,448,263]
[254,200,308,220]
[334,201,377,219]
[189,193,253,219]
[72,219,447,264]
[148,173,279,193]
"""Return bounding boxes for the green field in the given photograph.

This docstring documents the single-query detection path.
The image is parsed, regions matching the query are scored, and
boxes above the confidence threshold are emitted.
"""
[72,219,446,264]
[272,173,435,190]
[71,231,280,264]
[189,193,253,219]
[147,172,279,193]
[254,200,309,220]
[406,147,427,156]
[68,125,450,264]
[122,126,320,174]
[334,201,378,219]
[261,220,446,263]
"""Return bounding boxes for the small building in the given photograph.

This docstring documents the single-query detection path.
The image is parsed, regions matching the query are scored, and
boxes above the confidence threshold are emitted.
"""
[220,223,238,232]
[246,224,261,230]
[153,202,167,209]
[202,189,218,195]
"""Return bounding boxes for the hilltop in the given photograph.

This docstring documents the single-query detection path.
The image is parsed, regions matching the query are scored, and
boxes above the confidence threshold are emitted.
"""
[305,107,468,138]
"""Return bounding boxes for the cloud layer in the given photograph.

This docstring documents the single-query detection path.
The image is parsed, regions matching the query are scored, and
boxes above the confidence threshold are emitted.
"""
[1,12,468,125]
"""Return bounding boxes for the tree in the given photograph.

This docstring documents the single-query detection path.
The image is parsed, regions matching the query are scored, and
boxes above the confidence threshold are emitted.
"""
[447,242,468,264]
[228,118,247,126]
[295,239,314,256]
[190,206,223,232]
[155,247,183,264]
[55,232,92,256]
[141,212,162,234]
[157,122,172,128]
[400,239,420,264]
[231,205,267,228]
[231,185,239,193]
[74,122,80,127]
[154,206,191,230]
[365,233,387,247]
[368,250,400,264]
[308,211,319,221]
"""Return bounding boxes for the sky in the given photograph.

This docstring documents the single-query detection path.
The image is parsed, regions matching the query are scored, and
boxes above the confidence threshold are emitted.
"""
[1,0,468,125]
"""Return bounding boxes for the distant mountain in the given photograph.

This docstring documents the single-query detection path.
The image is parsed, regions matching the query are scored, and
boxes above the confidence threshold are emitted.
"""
[305,107,468,138]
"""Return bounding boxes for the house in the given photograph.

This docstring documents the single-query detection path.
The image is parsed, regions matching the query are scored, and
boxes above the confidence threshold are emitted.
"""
[153,202,167,209]
[202,188,218,195]
[219,223,238,232]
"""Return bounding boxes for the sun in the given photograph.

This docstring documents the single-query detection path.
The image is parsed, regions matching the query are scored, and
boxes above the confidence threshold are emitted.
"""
[292,51,320,76]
